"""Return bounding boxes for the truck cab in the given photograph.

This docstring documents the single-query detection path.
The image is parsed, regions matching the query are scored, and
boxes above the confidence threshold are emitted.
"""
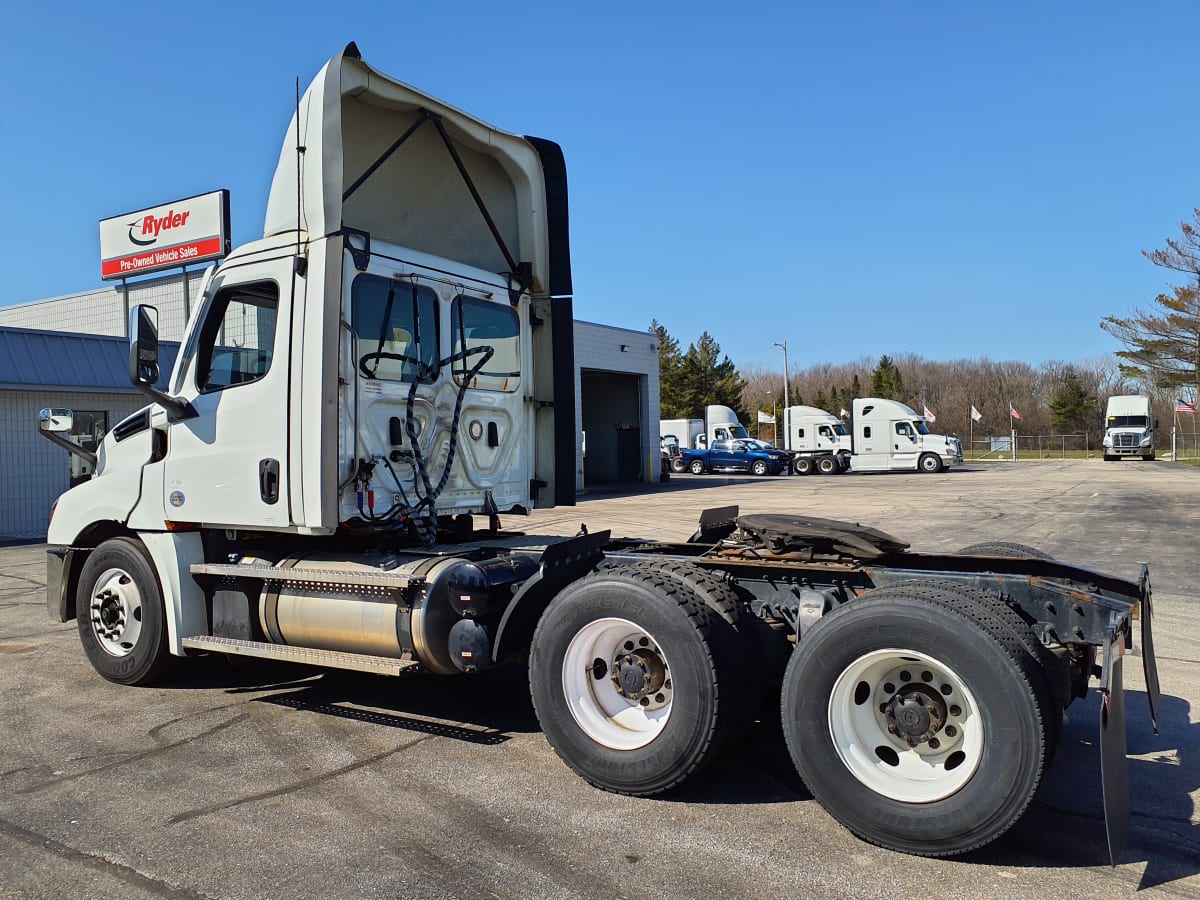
[1103,395,1156,461]
[849,398,962,473]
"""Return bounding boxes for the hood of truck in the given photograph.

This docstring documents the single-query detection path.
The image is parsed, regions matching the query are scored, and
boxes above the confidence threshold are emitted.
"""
[264,42,570,298]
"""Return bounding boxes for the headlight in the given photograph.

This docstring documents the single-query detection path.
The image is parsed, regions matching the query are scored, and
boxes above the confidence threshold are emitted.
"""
[1103,436,1112,447]
[1140,435,1153,446]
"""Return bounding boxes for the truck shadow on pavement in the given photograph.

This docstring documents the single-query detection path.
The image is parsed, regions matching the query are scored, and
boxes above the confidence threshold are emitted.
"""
[192,659,1195,883]
[969,689,1198,888]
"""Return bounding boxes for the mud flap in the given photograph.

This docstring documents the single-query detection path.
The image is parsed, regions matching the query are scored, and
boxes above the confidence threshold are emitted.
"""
[1099,629,1129,867]
[1138,564,1161,732]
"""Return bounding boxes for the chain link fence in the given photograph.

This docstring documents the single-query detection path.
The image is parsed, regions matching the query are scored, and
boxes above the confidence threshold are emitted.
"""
[966,431,1200,460]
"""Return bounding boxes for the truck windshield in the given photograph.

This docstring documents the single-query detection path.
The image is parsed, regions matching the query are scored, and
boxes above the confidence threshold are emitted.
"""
[352,275,439,382]
[1108,416,1148,428]
[729,424,749,438]
[913,421,931,435]
[451,295,520,392]
[833,423,849,436]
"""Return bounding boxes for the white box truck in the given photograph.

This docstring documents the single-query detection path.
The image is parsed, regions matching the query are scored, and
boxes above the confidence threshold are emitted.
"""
[1102,395,1157,461]
[849,398,963,473]
[36,43,1156,864]
[660,405,748,471]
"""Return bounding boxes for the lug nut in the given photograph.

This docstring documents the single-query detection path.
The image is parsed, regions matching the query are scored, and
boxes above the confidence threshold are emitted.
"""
[928,738,941,750]
[921,671,933,682]
[940,684,952,695]
[949,705,962,717]
[945,726,957,737]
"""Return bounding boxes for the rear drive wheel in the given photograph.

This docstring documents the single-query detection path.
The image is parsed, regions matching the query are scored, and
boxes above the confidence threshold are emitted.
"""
[529,569,742,795]
[957,541,1050,560]
[670,457,687,473]
[689,459,706,475]
[918,453,944,473]
[793,457,813,476]
[782,590,1046,856]
[752,459,769,476]
[76,537,175,686]
[816,455,839,475]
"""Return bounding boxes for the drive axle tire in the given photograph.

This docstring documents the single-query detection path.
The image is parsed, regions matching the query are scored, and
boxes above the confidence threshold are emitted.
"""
[793,457,813,476]
[918,453,944,473]
[670,458,686,473]
[781,590,1046,856]
[689,459,706,475]
[957,541,1051,560]
[76,537,175,686]
[816,455,839,475]
[529,569,743,796]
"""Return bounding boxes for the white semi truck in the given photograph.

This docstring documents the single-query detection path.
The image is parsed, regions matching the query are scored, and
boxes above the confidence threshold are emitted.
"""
[660,405,747,472]
[39,44,1158,864]
[848,398,963,473]
[782,405,851,475]
[1102,395,1156,461]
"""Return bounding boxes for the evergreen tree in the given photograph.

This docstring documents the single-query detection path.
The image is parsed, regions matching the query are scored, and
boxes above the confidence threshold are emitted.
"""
[678,331,746,418]
[650,321,687,418]
[871,356,904,400]
[1049,367,1098,435]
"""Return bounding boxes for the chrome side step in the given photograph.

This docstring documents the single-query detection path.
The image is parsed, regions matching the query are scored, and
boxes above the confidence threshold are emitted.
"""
[181,635,420,677]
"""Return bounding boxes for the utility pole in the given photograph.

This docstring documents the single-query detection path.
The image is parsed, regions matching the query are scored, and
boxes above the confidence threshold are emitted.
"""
[774,341,789,451]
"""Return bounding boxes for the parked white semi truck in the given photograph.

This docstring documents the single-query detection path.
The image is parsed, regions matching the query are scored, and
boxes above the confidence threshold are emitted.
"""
[660,405,747,472]
[39,44,1158,864]
[848,398,963,473]
[1103,395,1156,461]
[782,405,851,475]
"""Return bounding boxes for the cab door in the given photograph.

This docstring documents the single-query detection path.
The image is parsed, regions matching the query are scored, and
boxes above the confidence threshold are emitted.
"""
[852,422,889,472]
[161,255,294,528]
[889,421,920,470]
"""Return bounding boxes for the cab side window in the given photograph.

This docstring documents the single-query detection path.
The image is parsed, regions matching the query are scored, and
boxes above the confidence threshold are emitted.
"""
[195,281,279,393]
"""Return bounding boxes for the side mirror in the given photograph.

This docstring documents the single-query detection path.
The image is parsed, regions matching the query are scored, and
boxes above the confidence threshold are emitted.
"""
[125,304,196,421]
[1153,418,1159,431]
[129,305,160,386]
[39,408,74,434]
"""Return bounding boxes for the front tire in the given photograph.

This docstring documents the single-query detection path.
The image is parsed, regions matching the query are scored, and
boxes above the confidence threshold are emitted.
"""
[76,537,174,686]
[752,459,769,476]
[529,569,743,796]
[918,453,944,473]
[689,459,706,475]
[781,590,1046,856]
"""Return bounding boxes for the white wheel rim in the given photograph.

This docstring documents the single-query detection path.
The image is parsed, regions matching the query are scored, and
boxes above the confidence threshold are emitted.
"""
[828,649,982,802]
[89,567,144,658]
[562,617,673,750]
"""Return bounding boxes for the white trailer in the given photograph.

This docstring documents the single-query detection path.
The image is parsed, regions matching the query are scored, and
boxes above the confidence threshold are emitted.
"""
[37,43,1157,865]
[849,398,963,473]
[1102,395,1156,461]
[783,405,851,475]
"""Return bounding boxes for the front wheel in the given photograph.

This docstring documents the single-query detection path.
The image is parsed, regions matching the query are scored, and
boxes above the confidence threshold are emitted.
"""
[1144,452,1155,461]
[751,459,769,476]
[529,569,743,796]
[918,453,944,473]
[689,459,706,475]
[76,537,174,686]
[781,591,1046,856]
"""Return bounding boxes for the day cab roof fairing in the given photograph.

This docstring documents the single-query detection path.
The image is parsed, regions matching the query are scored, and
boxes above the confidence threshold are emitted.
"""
[263,42,571,301]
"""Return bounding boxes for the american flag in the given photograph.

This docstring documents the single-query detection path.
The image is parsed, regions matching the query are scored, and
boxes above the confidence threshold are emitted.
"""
[1177,398,1197,414]
[1009,405,1022,421]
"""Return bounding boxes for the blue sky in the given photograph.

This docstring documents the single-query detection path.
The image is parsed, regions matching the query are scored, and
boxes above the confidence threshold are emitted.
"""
[2,2,1198,371]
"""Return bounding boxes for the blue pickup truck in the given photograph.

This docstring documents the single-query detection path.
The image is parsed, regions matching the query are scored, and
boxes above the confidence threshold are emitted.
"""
[681,439,791,476]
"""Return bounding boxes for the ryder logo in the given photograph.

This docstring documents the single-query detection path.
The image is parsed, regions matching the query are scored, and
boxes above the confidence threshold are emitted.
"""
[127,210,191,247]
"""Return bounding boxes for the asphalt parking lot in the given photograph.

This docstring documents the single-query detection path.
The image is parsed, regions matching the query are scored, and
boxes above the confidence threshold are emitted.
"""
[1,460,1197,899]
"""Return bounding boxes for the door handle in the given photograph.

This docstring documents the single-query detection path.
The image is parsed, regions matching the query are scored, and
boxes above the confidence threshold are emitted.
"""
[259,458,280,505]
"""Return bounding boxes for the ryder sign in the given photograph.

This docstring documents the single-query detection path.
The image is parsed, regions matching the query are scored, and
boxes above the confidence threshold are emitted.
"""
[99,190,230,280]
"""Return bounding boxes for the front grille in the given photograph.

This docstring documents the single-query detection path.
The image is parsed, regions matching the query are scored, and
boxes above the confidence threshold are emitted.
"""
[1114,434,1140,448]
